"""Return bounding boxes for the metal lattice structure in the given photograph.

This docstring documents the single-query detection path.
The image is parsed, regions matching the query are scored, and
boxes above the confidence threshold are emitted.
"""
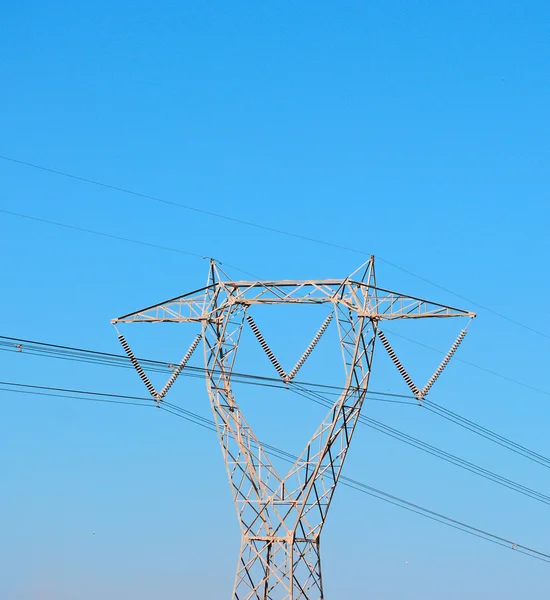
[112,258,475,599]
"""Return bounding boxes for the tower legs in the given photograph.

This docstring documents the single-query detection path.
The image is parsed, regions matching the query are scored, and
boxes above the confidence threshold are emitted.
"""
[234,537,323,600]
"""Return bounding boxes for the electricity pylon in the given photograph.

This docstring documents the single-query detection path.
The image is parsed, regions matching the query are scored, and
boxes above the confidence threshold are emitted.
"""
[112,257,475,599]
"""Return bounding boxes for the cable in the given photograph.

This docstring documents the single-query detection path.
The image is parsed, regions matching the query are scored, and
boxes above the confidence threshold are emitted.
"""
[156,397,550,565]
[4,374,550,510]
[0,380,155,402]
[0,210,546,400]
[423,399,550,470]
[337,477,550,564]
[1,288,546,406]
[376,258,550,341]
[0,208,257,279]
[289,383,550,504]
[0,334,415,402]
[5,328,550,405]
[0,156,368,254]
[3,379,549,563]
[0,384,155,408]
[3,333,550,473]
[0,209,204,258]
[1,154,548,340]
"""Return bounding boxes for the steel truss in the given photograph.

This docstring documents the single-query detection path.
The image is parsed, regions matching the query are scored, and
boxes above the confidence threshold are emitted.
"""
[113,257,475,599]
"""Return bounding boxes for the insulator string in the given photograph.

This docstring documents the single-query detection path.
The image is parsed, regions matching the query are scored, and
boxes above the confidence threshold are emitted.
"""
[157,334,202,399]
[421,329,467,397]
[287,313,334,381]
[246,315,287,380]
[118,333,158,399]
[377,330,421,398]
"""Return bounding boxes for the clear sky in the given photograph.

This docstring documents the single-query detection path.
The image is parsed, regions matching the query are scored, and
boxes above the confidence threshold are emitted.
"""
[1,2,549,598]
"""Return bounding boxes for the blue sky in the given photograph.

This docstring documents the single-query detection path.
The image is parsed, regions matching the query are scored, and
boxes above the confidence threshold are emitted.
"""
[1,2,549,598]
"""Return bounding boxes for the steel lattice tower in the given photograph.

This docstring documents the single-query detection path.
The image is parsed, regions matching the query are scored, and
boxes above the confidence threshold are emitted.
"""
[112,257,474,599]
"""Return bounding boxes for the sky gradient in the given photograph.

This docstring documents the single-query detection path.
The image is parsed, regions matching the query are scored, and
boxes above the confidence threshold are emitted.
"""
[1,2,549,598]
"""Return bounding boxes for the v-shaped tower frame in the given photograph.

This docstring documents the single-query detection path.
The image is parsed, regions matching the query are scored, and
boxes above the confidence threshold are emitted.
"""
[112,257,475,599]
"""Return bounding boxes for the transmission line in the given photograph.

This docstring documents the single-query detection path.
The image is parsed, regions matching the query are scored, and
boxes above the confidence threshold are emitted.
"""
[1,154,548,341]
[2,333,550,475]
[0,382,153,408]
[3,332,550,481]
[4,373,550,510]
[0,208,257,278]
[289,383,550,504]
[0,334,414,402]
[155,401,550,565]
[423,399,550,469]
[3,380,548,565]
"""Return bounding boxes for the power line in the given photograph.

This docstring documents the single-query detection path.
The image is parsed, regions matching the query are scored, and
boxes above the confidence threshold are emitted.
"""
[3,333,550,474]
[0,155,368,254]
[289,383,550,503]
[156,398,550,565]
[0,208,257,279]
[1,154,548,341]
[0,334,415,402]
[375,258,550,341]
[0,380,154,402]
[0,383,154,408]
[4,365,550,512]
[9,327,550,499]
[0,208,204,258]
[423,399,550,470]
[4,379,548,565]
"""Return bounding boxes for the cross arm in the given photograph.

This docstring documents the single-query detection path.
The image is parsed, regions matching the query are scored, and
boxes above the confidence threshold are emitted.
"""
[365,288,476,320]
[111,286,213,324]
